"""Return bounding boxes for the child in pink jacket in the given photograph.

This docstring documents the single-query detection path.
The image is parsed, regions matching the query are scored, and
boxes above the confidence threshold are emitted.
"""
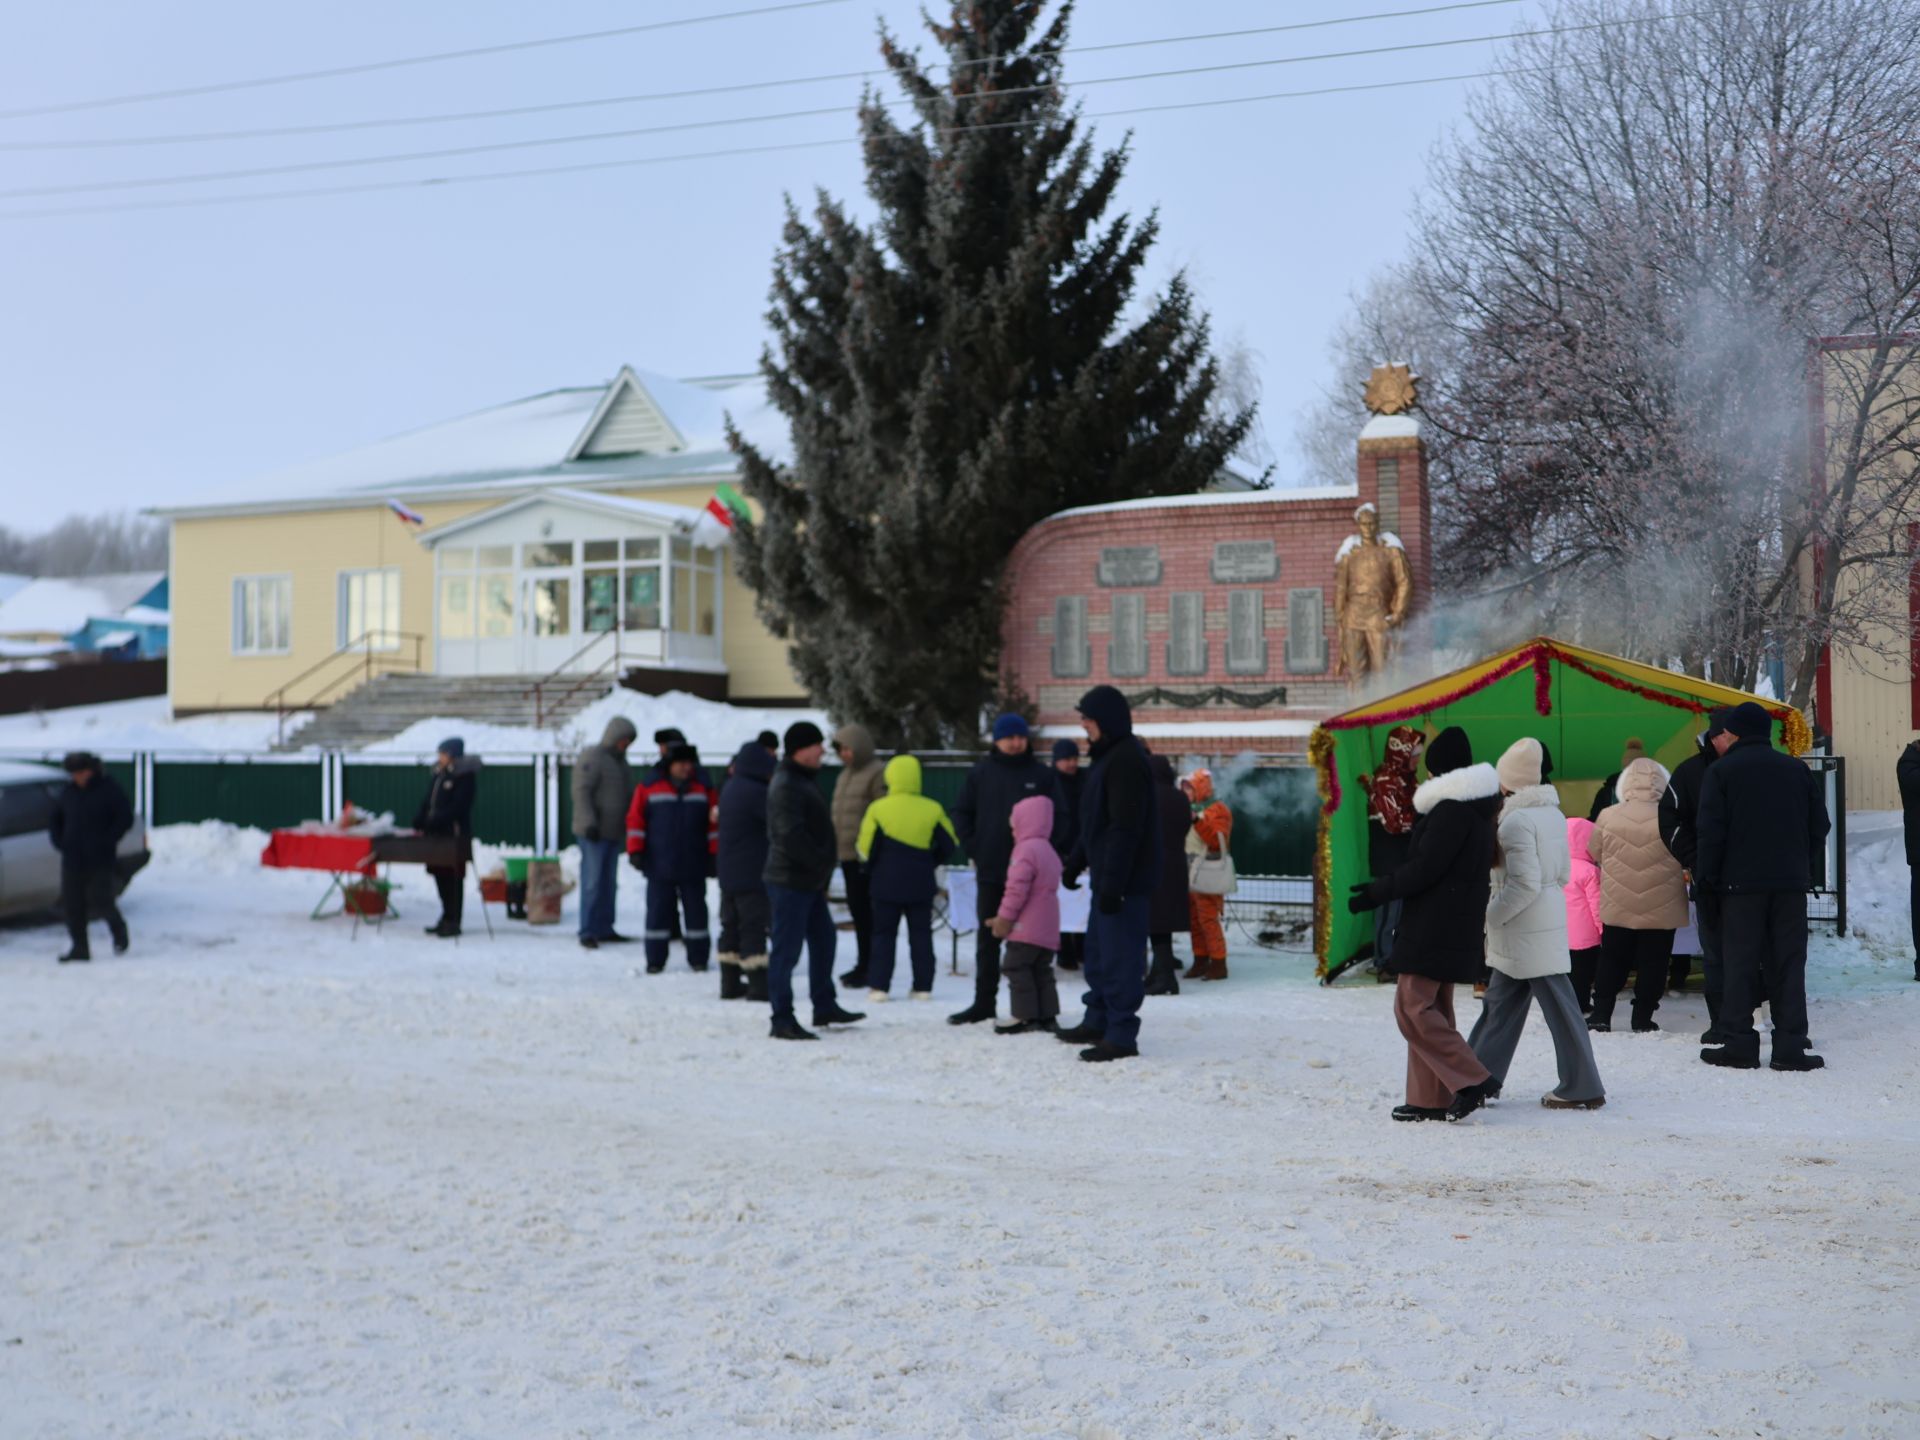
[987,794,1062,1034]
[1564,816,1604,1016]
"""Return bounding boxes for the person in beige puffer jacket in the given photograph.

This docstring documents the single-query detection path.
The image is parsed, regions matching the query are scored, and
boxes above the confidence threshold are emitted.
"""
[830,723,889,988]
[1587,755,1689,1032]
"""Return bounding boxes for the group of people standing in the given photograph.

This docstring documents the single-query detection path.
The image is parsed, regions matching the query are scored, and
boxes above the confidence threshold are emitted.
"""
[566,687,1237,1058]
[1351,700,1832,1122]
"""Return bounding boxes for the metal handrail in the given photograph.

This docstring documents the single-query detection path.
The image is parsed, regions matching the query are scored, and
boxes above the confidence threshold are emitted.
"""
[524,628,623,729]
[269,630,426,745]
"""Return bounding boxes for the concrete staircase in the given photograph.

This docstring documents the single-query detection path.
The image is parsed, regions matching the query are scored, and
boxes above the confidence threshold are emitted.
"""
[277,673,606,751]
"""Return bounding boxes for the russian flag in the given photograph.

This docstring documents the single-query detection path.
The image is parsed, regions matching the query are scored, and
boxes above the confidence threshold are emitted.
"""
[387,498,426,527]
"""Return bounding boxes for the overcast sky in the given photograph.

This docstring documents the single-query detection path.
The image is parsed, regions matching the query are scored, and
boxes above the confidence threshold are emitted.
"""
[0,0,1542,529]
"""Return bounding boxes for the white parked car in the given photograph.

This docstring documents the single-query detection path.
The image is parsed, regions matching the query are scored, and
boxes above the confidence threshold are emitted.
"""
[0,761,150,918]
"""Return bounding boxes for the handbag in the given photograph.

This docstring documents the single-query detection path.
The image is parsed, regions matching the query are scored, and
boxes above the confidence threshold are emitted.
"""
[1187,831,1237,896]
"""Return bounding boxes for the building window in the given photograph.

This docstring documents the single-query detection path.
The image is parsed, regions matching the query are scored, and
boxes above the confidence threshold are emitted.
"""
[438,574,474,640]
[1109,593,1148,677]
[338,568,402,650]
[232,575,292,655]
[529,577,571,637]
[1167,592,1207,676]
[524,541,573,569]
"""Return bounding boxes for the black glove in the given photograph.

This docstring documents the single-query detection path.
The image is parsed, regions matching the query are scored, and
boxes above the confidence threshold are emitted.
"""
[1096,890,1122,916]
[1063,867,1084,892]
[582,824,602,843]
[627,851,646,873]
[1347,881,1380,915]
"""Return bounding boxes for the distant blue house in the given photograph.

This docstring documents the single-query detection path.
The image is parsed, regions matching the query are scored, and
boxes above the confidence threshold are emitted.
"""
[0,572,170,660]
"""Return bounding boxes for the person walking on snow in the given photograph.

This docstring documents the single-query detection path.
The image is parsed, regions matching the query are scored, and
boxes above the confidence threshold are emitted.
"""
[1347,726,1499,1122]
[1182,767,1234,982]
[764,721,865,1040]
[1895,739,1920,982]
[1564,815,1604,1015]
[1660,709,1737,1037]
[949,714,1065,1026]
[572,716,637,950]
[1696,701,1831,1071]
[1467,738,1606,1109]
[715,738,776,1002]
[1145,753,1191,997]
[856,754,958,1000]
[1050,737,1086,971]
[1057,686,1159,1063]
[626,743,717,973]
[49,751,133,963]
[413,736,480,938]
[1586,757,1688,1032]
[1359,725,1424,977]
[830,723,888,990]
[988,795,1064,1033]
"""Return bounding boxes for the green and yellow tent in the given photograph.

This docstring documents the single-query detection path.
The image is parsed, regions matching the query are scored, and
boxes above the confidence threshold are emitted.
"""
[1311,638,1810,980]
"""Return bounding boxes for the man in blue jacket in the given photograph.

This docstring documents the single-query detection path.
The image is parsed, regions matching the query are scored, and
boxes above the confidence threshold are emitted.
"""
[626,743,717,974]
[1057,686,1159,1062]
[716,739,776,1002]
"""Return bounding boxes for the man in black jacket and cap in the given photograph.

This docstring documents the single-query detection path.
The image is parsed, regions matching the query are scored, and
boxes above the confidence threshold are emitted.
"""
[49,751,133,963]
[414,736,481,938]
[716,739,776,1002]
[763,721,864,1040]
[1696,702,1831,1071]
[947,713,1066,1025]
[1898,740,1920,982]
[1050,737,1086,971]
[1057,686,1159,1062]
[1660,708,1735,1038]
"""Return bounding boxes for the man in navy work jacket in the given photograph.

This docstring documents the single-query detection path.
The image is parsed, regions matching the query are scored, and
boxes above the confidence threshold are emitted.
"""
[626,743,717,974]
[1058,686,1159,1062]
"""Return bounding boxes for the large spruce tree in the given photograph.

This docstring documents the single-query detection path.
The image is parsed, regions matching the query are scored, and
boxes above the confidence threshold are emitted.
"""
[729,0,1251,748]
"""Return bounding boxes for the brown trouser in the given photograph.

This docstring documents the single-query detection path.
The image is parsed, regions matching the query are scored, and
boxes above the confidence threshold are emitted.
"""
[1393,974,1490,1108]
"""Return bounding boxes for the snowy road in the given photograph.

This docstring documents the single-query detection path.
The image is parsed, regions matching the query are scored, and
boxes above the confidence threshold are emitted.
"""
[4,830,1918,1438]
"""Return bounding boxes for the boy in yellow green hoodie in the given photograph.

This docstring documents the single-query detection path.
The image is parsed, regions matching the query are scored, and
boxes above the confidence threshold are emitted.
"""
[856,754,959,999]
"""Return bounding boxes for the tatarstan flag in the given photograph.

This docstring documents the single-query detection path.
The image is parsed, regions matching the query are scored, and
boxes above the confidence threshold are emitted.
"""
[690,483,750,548]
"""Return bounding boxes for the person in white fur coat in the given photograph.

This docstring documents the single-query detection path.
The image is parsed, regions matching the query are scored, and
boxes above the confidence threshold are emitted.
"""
[1468,738,1607,1109]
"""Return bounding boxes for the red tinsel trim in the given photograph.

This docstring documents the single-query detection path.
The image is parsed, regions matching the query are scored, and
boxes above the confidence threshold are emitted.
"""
[1554,649,1707,716]
[1322,646,1544,733]
[1534,649,1554,716]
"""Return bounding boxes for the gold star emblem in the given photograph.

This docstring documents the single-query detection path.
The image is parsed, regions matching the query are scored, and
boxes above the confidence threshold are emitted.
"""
[1362,364,1418,416]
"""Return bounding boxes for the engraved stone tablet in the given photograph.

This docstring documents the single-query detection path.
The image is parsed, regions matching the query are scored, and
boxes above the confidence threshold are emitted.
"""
[1108,593,1147,677]
[1226,591,1268,676]
[1052,596,1089,678]
[1167,592,1207,676]
[1285,587,1328,674]
[1096,546,1162,587]
[1211,539,1278,584]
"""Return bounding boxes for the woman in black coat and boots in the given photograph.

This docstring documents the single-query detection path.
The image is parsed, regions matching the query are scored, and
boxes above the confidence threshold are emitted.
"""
[415,736,480,937]
[1348,726,1500,1122]
[1145,753,1191,995]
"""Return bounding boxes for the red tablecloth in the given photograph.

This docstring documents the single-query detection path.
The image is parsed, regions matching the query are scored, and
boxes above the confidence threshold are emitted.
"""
[260,831,377,874]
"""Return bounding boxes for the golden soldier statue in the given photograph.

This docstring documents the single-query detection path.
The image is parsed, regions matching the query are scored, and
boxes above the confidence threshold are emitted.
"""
[1334,503,1412,685]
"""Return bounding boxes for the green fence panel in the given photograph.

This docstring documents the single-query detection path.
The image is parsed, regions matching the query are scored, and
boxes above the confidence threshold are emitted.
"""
[105,760,137,802]
[153,759,321,831]
[341,763,537,848]
[558,762,574,843]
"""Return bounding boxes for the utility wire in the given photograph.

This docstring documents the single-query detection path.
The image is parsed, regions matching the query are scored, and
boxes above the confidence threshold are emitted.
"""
[0,67,1542,222]
[0,9,1706,202]
[0,0,1527,150]
[0,0,853,122]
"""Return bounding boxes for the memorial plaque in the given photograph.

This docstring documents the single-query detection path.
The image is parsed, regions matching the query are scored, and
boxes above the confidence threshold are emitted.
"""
[1052,596,1089,678]
[1375,456,1403,536]
[1108,593,1148,677]
[1285,587,1328,674]
[1225,590,1268,675]
[1211,539,1278,584]
[1167,592,1207,676]
[1096,545,1162,587]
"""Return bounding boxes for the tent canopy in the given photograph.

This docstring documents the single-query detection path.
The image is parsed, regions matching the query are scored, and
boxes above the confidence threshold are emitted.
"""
[1310,638,1809,977]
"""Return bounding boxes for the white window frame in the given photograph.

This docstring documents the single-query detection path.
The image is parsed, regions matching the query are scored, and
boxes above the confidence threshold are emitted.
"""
[231,574,293,656]
[337,567,403,651]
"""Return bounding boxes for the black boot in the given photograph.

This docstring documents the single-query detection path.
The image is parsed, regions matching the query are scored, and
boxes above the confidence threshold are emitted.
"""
[1392,1104,1448,1121]
[839,966,870,988]
[57,950,91,963]
[812,1003,866,1027]
[1446,1080,1494,1121]
[770,1016,819,1041]
[719,963,746,1000]
[994,1017,1057,1035]
[745,965,769,1002]
[1143,955,1180,997]
[1770,1051,1826,1072]
[1079,1040,1139,1063]
[1054,1021,1102,1044]
[1702,1047,1761,1069]
[947,1002,996,1026]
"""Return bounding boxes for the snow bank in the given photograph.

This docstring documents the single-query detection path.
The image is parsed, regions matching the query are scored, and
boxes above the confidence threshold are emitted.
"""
[0,696,300,755]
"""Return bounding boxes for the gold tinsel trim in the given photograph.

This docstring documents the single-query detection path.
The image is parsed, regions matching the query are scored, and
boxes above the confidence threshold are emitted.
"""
[1310,726,1335,976]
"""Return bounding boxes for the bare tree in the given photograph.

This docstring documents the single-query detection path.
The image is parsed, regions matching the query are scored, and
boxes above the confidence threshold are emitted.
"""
[0,513,168,577]
[1321,0,1920,708]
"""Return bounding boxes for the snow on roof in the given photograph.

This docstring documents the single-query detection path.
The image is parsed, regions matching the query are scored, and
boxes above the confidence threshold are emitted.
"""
[0,574,30,605]
[0,572,167,637]
[1334,532,1405,562]
[1360,412,1421,441]
[1038,719,1320,739]
[413,487,705,546]
[118,605,171,625]
[92,630,138,648]
[1046,482,1360,523]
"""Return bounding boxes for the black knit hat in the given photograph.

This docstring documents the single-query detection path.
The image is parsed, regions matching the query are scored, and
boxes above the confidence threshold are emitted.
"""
[757,729,779,750]
[784,720,825,754]
[1425,726,1472,777]
[653,727,685,746]
[60,751,101,775]
[667,743,700,767]
[1051,737,1080,761]
[1725,702,1772,741]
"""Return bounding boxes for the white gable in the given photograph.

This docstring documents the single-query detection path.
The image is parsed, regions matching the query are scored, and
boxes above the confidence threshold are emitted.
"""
[570,367,686,459]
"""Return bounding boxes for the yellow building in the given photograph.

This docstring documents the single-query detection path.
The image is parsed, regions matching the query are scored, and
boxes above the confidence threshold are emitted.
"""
[1812,335,1920,810]
[154,367,808,715]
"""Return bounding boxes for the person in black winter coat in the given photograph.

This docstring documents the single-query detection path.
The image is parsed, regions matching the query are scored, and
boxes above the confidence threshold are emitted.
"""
[716,740,776,1001]
[947,714,1067,1025]
[1659,708,1735,1037]
[1145,752,1191,997]
[49,751,133,962]
[1696,702,1831,1070]
[1898,740,1920,982]
[1058,686,1159,1062]
[413,736,480,937]
[763,721,863,1040]
[1051,737,1086,971]
[1348,726,1499,1121]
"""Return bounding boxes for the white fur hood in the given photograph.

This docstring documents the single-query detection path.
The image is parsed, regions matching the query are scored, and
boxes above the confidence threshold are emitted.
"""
[1499,783,1562,815]
[1413,762,1502,815]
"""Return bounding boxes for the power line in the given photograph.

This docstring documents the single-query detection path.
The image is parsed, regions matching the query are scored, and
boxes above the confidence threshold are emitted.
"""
[0,0,1528,150]
[0,68,1538,222]
[0,0,853,122]
[0,9,1704,202]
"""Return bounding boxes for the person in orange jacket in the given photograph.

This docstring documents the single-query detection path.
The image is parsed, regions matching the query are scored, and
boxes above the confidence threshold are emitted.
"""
[1181,768,1234,981]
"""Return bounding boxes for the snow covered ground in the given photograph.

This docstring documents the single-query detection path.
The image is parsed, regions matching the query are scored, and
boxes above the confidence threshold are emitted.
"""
[3,825,1917,1439]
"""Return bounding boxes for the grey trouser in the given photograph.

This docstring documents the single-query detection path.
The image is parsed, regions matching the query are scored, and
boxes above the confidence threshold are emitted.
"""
[1467,970,1605,1103]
